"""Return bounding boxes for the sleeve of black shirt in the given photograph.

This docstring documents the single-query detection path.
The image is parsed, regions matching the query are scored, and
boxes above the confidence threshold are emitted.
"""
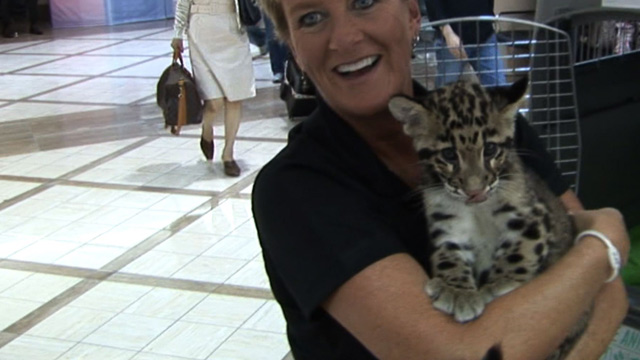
[252,163,407,319]
[514,113,570,196]
[425,0,447,22]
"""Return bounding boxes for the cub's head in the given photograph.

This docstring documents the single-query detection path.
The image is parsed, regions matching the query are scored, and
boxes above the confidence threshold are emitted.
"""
[388,77,529,203]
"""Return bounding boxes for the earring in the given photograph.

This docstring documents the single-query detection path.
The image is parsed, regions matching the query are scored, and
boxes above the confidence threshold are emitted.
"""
[412,33,421,49]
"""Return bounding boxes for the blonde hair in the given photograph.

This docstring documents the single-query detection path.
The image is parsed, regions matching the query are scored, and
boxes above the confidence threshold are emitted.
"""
[259,0,290,41]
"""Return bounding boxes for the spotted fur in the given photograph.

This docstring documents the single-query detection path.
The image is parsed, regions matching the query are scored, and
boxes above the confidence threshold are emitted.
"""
[389,77,586,360]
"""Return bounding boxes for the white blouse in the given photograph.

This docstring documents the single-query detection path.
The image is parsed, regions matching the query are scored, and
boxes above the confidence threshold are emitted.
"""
[173,0,191,39]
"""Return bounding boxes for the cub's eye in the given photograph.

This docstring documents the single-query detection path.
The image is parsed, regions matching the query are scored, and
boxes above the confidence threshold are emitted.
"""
[353,0,376,10]
[484,142,498,158]
[440,147,458,163]
[299,12,325,27]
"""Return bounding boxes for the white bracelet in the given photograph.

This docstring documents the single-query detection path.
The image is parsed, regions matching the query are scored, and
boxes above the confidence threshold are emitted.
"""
[574,230,622,283]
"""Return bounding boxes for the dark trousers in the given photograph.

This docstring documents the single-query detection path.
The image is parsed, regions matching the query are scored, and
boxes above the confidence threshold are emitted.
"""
[246,24,265,48]
[264,15,288,75]
[0,0,38,27]
[0,0,10,27]
[26,0,38,25]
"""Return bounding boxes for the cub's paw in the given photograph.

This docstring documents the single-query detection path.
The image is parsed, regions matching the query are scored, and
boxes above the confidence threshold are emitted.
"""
[480,278,522,304]
[425,278,484,323]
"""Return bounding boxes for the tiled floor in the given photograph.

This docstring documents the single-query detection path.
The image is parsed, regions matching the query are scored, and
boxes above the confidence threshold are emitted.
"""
[0,19,293,360]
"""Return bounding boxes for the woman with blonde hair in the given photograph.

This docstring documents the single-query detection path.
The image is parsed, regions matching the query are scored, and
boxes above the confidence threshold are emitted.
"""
[252,0,630,357]
[171,0,255,176]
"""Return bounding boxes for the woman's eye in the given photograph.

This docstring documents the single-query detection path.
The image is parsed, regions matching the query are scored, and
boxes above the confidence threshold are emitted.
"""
[299,12,324,27]
[484,142,498,158]
[440,147,458,163]
[353,0,375,10]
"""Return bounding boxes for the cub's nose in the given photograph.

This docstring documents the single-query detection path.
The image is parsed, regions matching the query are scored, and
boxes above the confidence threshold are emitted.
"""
[464,189,488,204]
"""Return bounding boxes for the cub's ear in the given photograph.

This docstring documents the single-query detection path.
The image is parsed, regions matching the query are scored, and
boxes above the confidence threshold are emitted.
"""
[488,76,529,119]
[388,95,438,138]
[388,95,426,125]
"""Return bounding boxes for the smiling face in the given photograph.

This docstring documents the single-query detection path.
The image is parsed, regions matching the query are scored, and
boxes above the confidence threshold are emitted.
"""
[281,0,421,120]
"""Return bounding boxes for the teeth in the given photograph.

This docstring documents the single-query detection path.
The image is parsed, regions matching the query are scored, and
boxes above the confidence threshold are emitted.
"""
[336,56,378,74]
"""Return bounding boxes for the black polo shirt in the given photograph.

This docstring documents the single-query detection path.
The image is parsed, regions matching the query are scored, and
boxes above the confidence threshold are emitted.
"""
[252,84,568,359]
[425,0,496,46]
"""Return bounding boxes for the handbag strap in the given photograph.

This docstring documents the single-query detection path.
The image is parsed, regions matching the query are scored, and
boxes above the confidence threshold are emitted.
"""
[173,50,185,67]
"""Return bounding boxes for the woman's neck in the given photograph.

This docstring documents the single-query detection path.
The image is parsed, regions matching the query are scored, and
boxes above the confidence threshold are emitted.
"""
[343,111,422,188]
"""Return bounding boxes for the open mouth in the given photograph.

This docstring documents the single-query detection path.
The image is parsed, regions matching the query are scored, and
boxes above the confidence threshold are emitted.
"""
[334,55,380,77]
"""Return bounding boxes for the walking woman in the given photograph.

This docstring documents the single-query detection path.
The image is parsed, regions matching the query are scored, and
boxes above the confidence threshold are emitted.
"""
[171,0,256,176]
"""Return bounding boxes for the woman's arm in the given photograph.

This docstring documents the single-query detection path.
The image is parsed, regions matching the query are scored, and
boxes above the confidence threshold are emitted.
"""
[562,195,628,359]
[565,278,628,360]
[440,24,467,59]
[173,0,191,40]
[323,208,629,359]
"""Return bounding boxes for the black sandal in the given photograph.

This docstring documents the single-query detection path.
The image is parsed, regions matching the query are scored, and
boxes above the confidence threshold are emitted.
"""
[200,138,214,160]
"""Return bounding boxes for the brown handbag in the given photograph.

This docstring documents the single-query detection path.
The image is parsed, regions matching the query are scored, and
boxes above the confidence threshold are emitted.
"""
[156,52,203,135]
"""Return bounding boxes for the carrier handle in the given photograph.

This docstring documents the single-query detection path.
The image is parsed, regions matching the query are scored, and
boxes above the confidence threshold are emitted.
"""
[172,50,185,68]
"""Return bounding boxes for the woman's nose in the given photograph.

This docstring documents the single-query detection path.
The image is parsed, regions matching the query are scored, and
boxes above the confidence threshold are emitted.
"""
[328,14,364,50]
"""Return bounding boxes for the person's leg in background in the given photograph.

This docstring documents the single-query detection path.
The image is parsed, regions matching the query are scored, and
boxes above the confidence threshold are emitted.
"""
[25,0,42,35]
[1,0,17,38]
[246,23,267,57]
[473,33,506,87]
[221,99,242,177]
[264,15,288,83]
[200,98,224,161]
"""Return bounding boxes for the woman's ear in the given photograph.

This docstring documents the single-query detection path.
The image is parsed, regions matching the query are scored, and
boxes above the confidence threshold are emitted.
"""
[408,0,422,33]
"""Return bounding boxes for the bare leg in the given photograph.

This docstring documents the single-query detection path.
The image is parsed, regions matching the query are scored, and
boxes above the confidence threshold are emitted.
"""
[221,99,242,162]
[201,99,223,141]
[220,99,242,176]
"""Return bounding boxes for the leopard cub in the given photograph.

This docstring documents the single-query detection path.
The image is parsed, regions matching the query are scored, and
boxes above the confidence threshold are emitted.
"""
[389,77,585,359]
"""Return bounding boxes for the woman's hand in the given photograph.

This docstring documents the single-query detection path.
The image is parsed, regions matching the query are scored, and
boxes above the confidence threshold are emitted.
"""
[571,208,630,265]
[441,24,467,59]
[171,38,184,54]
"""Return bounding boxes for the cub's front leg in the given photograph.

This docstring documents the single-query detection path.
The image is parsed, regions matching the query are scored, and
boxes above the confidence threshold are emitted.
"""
[480,216,548,304]
[425,242,485,323]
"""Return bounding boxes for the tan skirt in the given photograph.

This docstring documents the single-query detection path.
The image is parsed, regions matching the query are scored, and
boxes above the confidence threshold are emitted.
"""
[187,3,256,101]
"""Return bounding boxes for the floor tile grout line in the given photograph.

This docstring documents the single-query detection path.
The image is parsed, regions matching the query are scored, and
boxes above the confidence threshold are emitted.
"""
[0,259,112,280]
[0,97,288,137]
[0,175,223,198]
[0,137,157,212]
[5,29,178,103]
[55,137,159,180]
[0,278,103,340]
[0,26,169,61]
[8,57,159,103]
[0,263,274,343]
[0,174,267,341]
[0,333,17,351]
[131,94,157,105]
[0,98,128,107]
[1,98,149,107]
[125,257,257,360]
[0,39,55,54]
[0,72,87,79]
[5,37,137,74]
